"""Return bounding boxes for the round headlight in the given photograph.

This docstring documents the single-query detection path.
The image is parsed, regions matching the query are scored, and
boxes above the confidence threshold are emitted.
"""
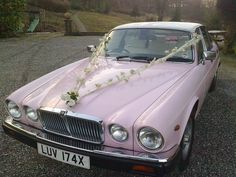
[110,124,128,142]
[7,101,22,119]
[138,127,163,150]
[26,107,38,121]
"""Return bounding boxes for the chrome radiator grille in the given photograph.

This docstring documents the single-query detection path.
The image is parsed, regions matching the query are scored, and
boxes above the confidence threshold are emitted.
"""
[39,108,104,144]
[43,133,103,150]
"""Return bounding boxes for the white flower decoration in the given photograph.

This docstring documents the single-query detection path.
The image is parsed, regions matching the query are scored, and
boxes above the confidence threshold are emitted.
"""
[90,47,96,52]
[165,50,170,54]
[61,91,79,107]
[61,34,202,106]
[84,67,91,74]
[95,83,102,89]
[67,99,76,107]
[61,93,71,102]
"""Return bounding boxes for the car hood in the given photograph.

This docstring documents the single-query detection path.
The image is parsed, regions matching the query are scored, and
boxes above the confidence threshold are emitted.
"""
[17,58,193,123]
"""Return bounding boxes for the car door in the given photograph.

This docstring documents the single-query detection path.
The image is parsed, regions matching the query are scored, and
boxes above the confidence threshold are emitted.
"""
[194,27,209,108]
[199,26,219,92]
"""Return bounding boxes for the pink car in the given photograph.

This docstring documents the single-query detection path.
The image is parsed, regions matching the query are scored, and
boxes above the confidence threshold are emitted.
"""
[3,22,220,176]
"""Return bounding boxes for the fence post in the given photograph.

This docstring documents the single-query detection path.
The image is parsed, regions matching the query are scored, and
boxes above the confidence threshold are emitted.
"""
[64,12,72,35]
[64,19,72,35]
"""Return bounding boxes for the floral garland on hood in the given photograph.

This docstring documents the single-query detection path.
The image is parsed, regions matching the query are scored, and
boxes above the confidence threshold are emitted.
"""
[61,33,202,107]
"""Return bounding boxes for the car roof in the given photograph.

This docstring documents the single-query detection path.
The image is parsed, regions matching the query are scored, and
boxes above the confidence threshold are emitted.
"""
[113,22,202,33]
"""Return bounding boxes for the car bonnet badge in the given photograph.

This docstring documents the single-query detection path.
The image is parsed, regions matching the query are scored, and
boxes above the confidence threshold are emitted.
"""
[59,110,67,117]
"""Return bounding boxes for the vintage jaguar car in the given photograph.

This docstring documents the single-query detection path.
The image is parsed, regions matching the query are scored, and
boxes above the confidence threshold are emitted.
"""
[3,22,220,176]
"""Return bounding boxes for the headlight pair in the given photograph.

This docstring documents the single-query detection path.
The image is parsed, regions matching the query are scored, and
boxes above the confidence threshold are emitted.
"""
[6,100,38,121]
[110,124,163,150]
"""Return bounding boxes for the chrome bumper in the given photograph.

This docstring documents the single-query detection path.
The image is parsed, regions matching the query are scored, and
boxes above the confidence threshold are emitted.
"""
[2,117,180,175]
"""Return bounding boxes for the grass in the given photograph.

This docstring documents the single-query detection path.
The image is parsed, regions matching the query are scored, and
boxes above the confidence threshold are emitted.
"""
[43,11,65,31]
[221,43,236,67]
[221,54,236,67]
[77,11,145,32]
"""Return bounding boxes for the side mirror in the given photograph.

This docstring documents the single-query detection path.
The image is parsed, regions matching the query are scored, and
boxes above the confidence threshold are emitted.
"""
[87,45,96,53]
[204,51,216,61]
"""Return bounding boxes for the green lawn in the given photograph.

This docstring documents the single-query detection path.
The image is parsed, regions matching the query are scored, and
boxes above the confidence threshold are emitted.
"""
[43,11,65,31]
[77,11,145,32]
[221,43,236,67]
[221,55,236,67]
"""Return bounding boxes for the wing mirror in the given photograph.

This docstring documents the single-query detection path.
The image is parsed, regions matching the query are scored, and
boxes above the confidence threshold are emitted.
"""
[87,45,96,53]
[204,51,216,61]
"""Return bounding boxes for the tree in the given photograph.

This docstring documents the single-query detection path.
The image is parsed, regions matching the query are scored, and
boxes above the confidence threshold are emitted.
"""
[28,0,70,12]
[0,0,26,37]
[184,0,203,21]
[70,0,81,10]
[131,4,141,17]
[217,0,236,54]
[168,0,189,21]
[98,0,111,14]
[156,0,167,21]
[71,0,110,14]
[171,0,181,21]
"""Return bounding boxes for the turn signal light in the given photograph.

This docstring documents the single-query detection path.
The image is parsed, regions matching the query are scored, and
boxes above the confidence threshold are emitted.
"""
[132,165,155,173]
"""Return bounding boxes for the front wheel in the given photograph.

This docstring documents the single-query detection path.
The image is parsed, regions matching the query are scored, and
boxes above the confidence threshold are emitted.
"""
[209,71,218,92]
[178,117,194,171]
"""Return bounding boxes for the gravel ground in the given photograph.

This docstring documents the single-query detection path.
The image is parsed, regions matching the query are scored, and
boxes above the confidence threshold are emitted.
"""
[0,33,235,177]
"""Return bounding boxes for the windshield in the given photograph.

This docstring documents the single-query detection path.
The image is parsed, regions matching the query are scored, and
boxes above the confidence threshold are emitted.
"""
[104,28,193,62]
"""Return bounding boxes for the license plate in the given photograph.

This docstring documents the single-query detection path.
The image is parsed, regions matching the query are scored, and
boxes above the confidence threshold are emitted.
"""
[37,143,90,169]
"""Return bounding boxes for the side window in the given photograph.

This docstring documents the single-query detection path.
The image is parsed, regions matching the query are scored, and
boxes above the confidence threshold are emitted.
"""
[200,26,212,51]
[106,30,125,51]
[196,28,204,62]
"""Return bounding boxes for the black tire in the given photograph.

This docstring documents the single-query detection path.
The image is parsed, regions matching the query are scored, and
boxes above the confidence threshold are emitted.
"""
[178,117,195,171]
[209,71,217,92]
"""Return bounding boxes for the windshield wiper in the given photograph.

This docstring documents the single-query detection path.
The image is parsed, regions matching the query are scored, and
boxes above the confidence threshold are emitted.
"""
[116,56,155,63]
[116,55,130,60]
[166,57,193,62]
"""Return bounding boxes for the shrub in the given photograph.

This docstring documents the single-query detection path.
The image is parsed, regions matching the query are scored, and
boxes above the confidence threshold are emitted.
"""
[71,0,111,14]
[71,0,81,10]
[130,4,141,17]
[101,0,111,14]
[0,0,26,37]
[145,14,157,21]
[28,0,70,13]
[204,10,222,30]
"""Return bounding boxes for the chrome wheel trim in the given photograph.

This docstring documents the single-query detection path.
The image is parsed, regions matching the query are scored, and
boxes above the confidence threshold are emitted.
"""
[181,119,193,160]
[215,71,218,82]
[213,71,218,83]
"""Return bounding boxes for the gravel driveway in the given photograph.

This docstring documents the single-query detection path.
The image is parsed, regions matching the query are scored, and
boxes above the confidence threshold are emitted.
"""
[0,33,235,177]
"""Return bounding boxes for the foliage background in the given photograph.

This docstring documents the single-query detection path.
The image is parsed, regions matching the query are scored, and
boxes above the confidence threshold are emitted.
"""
[27,0,70,13]
[70,0,111,14]
[1,0,235,54]
[217,0,236,54]
[0,0,26,37]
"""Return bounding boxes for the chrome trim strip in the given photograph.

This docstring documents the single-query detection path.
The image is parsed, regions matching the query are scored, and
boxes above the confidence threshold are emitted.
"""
[40,107,102,123]
[35,137,162,163]
[38,132,103,150]
[4,117,178,164]
[42,129,103,144]
[4,117,38,136]
[93,150,168,163]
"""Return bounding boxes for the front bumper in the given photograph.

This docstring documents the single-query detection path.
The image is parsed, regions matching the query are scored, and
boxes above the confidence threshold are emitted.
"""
[2,117,180,176]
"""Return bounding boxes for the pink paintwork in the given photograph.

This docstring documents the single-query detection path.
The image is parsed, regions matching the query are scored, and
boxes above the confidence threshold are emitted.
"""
[4,22,220,174]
